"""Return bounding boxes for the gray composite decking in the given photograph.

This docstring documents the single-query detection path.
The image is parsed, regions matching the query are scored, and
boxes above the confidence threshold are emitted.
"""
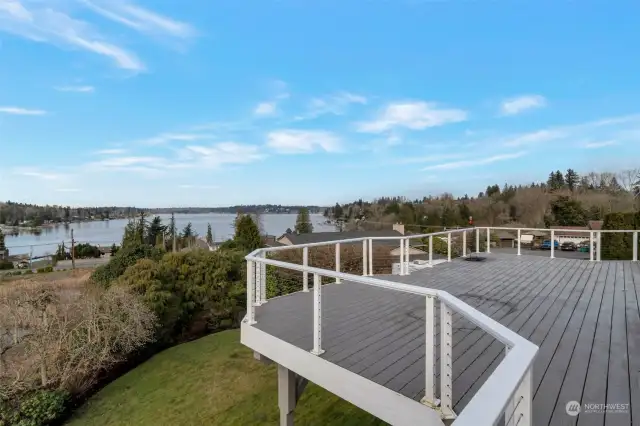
[253,254,640,426]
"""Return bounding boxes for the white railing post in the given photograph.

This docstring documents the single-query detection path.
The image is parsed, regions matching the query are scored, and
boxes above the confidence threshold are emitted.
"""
[512,367,533,426]
[597,231,602,261]
[405,238,410,274]
[447,233,452,262]
[246,260,256,325]
[368,238,373,276]
[429,235,433,266]
[303,247,309,292]
[399,237,406,276]
[475,228,480,253]
[517,229,521,256]
[255,258,262,306]
[362,239,368,276]
[486,227,491,253]
[440,301,454,419]
[335,242,341,283]
[311,273,325,355]
[550,230,555,259]
[421,295,436,406]
[462,230,467,257]
[633,231,638,262]
[589,231,595,261]
[260,253,267,303]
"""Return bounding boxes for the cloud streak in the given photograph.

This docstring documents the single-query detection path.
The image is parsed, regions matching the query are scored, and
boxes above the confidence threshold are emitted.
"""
[356,101,467,133]
[422,152,527,171]
[0,106,47,115]
[266,130,342,154]
[54,85,95,93]
[296,91,367,120]
[500,95,546,116]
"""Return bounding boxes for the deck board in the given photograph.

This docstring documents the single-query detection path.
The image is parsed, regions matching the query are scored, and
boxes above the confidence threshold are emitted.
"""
[252,254,637,426]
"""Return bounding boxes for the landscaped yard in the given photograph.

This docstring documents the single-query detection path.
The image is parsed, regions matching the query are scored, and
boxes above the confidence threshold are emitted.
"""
[67,329,385,426]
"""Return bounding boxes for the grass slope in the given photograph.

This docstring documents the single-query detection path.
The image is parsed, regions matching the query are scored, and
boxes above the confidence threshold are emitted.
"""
[68,329,385,426]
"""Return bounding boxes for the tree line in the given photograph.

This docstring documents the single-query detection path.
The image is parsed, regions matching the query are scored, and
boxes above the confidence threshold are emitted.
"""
[0,201,143,227]
[324,169,640,230]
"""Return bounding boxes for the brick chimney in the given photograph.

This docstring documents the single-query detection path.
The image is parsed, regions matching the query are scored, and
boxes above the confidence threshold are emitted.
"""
[393,223,405,235]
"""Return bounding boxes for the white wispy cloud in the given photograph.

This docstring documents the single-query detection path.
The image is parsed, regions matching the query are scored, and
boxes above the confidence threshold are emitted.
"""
[254,102,277,116]
[80,0,196,38]
[54,85,95,93]
[394,153,467,164]
[94,148,127,155]
[500,95,546,116]
[296,91,367,120]
[584,140,618,149]
[266,130,342,154]
[422,152,527,171]
[356,101,467,133]
[14,168,67,180]
[177,142,264,167]
[139,132,215,145]
[55,188,81,192]
[0,106,47,115]
[0,0,144,70]
[504,129,564,147]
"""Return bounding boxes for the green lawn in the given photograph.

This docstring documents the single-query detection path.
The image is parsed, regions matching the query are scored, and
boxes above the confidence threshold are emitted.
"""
[68,329,385,426]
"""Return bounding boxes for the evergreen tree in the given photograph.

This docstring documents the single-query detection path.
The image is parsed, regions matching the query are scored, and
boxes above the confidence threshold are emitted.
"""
[234,214,262,251]
[295,208,314,233]
[182,222,194,239]
[0,229,5,252]
[333,203,344,219]
[565,169,579,192]
[206,223,213,245]
[147,216,166,246]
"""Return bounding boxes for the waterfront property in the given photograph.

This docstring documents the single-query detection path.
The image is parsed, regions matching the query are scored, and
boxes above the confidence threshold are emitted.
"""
[241,227,639,426]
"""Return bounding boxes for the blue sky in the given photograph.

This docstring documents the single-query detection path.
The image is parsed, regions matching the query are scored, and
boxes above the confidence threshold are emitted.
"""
[1,0,639,208]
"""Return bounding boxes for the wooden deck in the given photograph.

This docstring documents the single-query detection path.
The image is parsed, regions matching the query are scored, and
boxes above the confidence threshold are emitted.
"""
[253,254,639,426]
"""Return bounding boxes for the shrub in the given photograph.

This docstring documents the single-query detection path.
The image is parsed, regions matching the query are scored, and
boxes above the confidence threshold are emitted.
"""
[73,243,101,259]
[91,243,164,287]
[601,212,640,260]
[0,390,69,426]
[0,262,13,271]
[115,249,245,342]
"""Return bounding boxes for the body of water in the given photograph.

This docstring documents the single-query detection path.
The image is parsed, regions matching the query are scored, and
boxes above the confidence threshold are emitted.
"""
[4,213,334,257]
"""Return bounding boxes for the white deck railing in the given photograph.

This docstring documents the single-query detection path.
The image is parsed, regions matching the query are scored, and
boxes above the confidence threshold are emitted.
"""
[245,226,579,426]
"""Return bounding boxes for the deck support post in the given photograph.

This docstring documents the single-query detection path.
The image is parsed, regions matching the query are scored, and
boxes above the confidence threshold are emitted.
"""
[633,231,638,262]
[368,238,373,276]
[517,229,521,256]
[362,240,368,276]
[462,231,467,257]
[399,237,406,275]
[550,230,555,259]
[511,367,533,426]
[447,233,452,262]
[246,260,256,325]
[429,235,433,266]
[597,231,602,261]
[589,231,595,261]
[475,228,480,253]
[302,247,309,292]
[311,273,325,356]
[278,364,296,426]
[421,295,436,407]
[440,301,455,419]
[335,243,341,283]
[405,238,410,274]
[486,228,491,253]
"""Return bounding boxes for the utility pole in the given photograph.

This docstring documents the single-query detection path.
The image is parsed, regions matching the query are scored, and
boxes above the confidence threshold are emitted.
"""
[71,229,76,270]
[172,212,177,253]
[29,245,33,270]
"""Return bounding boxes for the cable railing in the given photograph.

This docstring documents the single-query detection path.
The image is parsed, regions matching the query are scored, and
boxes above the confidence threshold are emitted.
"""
[244,227,539,426]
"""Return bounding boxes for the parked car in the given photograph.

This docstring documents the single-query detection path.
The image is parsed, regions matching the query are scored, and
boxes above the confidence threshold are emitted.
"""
[561,242,577,251]
[540,240,560,250]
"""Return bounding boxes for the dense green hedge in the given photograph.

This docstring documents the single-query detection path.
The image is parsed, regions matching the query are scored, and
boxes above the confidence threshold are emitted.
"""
[0,390,68,426]
[91,244,165,287]
[601,212,640,260]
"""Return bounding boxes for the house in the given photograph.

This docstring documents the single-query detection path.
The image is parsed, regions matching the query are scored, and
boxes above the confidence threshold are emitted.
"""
[521,230,547,246]
[276,223,427,257]
[551,221,603,245]
[263,235,286,248]
[494,230,516,248]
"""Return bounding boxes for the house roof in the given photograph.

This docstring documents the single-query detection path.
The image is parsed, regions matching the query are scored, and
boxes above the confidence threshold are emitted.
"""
[588,220,604,231]
[494,230,516,240]
[550,226,591,237]
[278,230,403,246]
